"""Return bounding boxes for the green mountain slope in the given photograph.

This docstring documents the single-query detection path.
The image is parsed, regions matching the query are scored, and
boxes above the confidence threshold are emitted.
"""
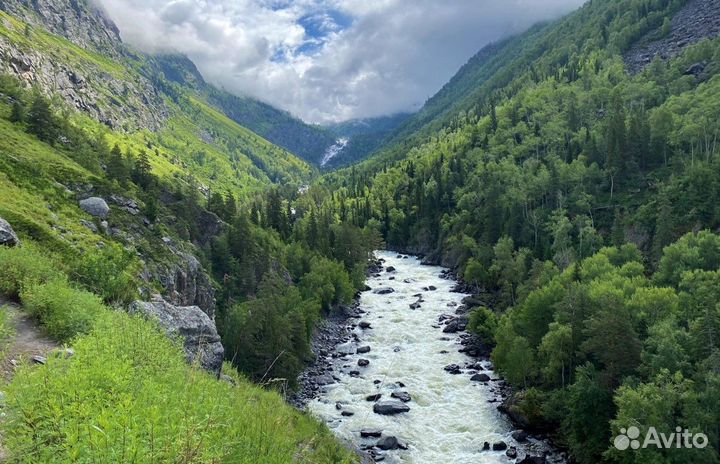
[153,54,337,165]
[0,1,370,461]
[312,0,720,462]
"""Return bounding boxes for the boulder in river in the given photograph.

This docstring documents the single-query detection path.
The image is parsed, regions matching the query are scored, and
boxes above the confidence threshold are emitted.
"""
[0,217,20,247]
[357,345,371,354]
[444,364,462,375]
[391,391,411,402]
[79,197,110,218]
[366,393,382,402]
[373,287,395,295]
[471,373,491,382]
[360,428,383,438]
[512,430,528,442]
[358,358,370,367]
[359,321,372,329]
[377,436,399,450]
[373,400,410,415]
[518,456,546,464]
[385,266,396,272]
[492,441,507,451]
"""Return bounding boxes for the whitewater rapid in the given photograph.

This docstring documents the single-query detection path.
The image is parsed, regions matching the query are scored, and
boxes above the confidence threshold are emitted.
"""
[307,251,514,463]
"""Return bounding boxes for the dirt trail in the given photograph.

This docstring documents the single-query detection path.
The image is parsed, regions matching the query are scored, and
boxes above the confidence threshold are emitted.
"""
[0,297,59,461]
[1,297,58,381]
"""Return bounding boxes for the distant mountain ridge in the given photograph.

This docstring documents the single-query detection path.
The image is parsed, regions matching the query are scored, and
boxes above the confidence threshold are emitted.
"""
[0,0,336,165]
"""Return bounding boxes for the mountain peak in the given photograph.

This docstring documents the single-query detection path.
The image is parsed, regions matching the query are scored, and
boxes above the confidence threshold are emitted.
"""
[0,0,123,55]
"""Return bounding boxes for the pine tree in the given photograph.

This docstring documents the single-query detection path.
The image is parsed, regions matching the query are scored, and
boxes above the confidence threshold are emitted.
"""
[26,93,57,143]
[133,149,152,189]
[107,144,129,184]
[9,100,24,123]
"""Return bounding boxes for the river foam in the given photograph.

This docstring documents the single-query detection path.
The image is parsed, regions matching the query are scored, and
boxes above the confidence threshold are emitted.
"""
[307,251,513,463]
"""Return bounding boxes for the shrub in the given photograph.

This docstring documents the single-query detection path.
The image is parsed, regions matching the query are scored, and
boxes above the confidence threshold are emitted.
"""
[69,245,138,304]
[21,279,106,341]
[0,245,63,298]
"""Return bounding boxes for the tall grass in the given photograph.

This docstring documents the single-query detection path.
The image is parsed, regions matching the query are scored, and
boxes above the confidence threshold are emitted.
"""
[0,245,356,463]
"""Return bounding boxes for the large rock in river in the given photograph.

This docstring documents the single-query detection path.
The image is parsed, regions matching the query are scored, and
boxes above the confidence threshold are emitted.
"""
[129,297,224,376]
[0,217,20,246]
[373,400,410,415]
[79,197,110,218]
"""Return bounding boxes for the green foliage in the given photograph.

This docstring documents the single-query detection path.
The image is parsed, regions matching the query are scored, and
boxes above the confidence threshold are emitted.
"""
[0,244,64,298]
[22,279,106,341]
[69,245,139,305]
[2,310,355,464]
[222,273,319,384]
[468,306,497,344]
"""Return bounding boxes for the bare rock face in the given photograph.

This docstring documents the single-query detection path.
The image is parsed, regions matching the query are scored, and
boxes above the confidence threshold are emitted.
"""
[129,297,224,376]
[0,217,20,246]
[624,0,720,73]
[156,252,216,320]
[0,0,169,131]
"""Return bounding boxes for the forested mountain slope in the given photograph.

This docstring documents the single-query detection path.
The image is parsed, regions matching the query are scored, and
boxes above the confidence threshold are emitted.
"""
[311,0,720,461]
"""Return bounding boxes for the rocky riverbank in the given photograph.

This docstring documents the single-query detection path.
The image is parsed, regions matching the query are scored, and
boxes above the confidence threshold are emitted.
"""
[293,252,568,463]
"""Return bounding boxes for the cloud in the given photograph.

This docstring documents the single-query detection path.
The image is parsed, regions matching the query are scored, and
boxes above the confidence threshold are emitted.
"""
[96,0,585,124]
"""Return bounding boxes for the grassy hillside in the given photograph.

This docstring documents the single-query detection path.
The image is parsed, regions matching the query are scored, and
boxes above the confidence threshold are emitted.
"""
[0,245,356,464]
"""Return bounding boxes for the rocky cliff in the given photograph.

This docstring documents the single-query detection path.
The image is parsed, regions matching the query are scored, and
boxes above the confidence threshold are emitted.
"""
[0,0,168,130]
[624,0,720,73]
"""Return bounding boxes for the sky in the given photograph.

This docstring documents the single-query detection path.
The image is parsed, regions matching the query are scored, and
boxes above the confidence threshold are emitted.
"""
[96,0,586,124]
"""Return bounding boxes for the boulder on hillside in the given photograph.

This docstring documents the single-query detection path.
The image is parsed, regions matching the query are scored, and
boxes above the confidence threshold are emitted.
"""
[0,217,20,246]
[79,197,110,218]
[129,297,224,376]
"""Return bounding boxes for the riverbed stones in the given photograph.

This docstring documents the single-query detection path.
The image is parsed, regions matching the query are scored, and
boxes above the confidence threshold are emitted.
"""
[359,321,372,329]
[366,393,382,401]
[492,441,508,451]
[373,400,410,415]
[471,373,491,382]
[358,358,370,367]
[360,428,383,438]
[373,287,395,294]
[385,266,396,272]
[444,363,462,374]
[506,447,518,459]
[376,436,399,450]
[357,345,371,354]
[512,430,528,442]
[391,391,411,402]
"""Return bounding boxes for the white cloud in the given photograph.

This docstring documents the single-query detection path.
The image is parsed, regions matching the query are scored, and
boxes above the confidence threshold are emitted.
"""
[96,0,585,123]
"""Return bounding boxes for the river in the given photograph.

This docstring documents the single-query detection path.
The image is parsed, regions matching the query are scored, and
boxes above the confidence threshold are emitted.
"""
[306,251,522,463]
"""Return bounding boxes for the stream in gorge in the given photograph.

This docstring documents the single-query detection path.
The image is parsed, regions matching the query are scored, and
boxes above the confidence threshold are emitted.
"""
[297,251,562,463]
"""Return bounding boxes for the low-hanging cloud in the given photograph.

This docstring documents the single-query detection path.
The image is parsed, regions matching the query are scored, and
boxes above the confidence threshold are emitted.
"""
[96,0,585,124]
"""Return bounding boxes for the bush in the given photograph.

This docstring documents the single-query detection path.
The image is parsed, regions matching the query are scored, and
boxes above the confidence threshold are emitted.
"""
[21,280,106,341]
[3,311,355,463]
[0,245,63,298]
[468,306,498,344]
[70,245,138,304]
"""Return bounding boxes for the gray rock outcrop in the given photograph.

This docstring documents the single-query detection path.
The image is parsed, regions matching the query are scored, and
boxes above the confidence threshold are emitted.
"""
[129,297,224,376]
[0,217,20,246]
[79,197,109,218]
